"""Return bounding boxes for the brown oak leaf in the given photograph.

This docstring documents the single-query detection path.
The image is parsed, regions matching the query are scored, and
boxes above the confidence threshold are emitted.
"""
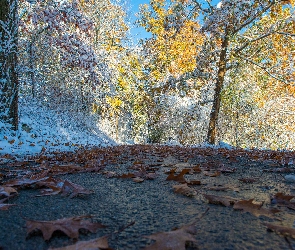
[0,186,18,199]
[173,183,196,197]
[48,235,110,250]
[203,171,221,177]
[26,215,106,240]
[143,223,198,250]
[203,194,238,207]
[238,178,258,183]
[271,192,295,210]
[263,222,295,239]
[61,180,94,198]
[5,170,50,188]
[0,197,16,210]
[233,199,280,217]
[166,169,190,183]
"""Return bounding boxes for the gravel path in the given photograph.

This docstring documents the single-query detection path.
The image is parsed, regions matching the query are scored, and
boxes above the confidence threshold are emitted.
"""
[1,145,295,250]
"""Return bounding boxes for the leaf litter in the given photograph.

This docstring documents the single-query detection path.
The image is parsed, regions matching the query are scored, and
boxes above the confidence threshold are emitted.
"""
[1,145,295,248]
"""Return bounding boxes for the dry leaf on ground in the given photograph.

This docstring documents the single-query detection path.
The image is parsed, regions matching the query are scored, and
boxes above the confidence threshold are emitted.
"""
[61,180,94,198]
[271,192,295,210]
[173,183,196,197]
[5,170,50,188]
[233,199,280,217]
[263,222,295,239]
[203,194,238,207]
[0,186,18,199]
[26,215,106,240]
[166,169,190,183]
[49,235,110,250]
[207,185,239,192]
[203,171,221,177]
[143,223,198,250]
[0,197,17,210]
[238,178,258,183]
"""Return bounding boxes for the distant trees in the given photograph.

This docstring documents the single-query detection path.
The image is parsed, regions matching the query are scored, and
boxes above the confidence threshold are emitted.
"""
[0,0,19,130]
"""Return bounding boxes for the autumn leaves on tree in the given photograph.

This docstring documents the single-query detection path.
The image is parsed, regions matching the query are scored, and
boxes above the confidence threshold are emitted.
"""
[0,0,294,147]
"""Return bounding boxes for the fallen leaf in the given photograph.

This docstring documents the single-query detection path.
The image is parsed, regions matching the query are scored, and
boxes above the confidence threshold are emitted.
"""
[263,222,295,239]
[203,171,221,177]
[207,185,239,192]
[233,199,280,217]
[203,194,238,207]
[217,166,237,173]
[4,170,50,188]
[132,177,145,183]
[238,178,258,183]
[187,180,201,186]
[0,186,18,199]
[166,169,190,183]
[0,198,17,210]
[61,180,94,198]
[271,192,295,210]
[48,235,110,250]
[26,215,106,240]
[192,165,202,173]
[173,183,196,197]
[116,173,136,179]
[143,223,198,250]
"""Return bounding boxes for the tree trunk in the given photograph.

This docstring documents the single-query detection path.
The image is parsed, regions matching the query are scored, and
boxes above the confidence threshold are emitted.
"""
[0,0,19,130]
[207,36,229,144]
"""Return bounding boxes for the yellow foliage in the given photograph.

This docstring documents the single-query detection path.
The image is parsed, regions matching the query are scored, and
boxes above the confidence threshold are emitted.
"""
[106,96,123,109]
[139,0,204,81]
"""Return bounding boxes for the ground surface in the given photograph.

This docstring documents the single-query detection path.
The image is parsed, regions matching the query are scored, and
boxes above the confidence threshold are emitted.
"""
[1,145,295,250]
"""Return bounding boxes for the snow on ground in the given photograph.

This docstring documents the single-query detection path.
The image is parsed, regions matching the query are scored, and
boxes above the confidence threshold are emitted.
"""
[0,99,116,159]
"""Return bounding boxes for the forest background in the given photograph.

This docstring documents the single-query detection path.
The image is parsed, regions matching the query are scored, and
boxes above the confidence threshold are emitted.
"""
[0,0,295,153]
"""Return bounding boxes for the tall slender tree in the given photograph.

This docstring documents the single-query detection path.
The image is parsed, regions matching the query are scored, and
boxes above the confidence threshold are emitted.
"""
[0,0,18,130]
[194,0,294,144]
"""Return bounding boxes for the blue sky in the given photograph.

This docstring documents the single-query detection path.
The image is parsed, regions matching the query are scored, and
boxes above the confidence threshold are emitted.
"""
[127,0,221,43]
[128,0,151,42]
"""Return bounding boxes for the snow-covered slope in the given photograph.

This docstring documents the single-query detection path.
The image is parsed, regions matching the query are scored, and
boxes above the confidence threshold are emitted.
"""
[0,99,116,157]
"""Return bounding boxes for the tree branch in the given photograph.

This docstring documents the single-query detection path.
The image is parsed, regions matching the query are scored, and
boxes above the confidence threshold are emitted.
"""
[232,1,275,35]
[237,54,293,85]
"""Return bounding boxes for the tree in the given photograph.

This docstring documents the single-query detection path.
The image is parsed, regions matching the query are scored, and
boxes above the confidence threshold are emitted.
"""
[0,0,18,130]
[194,0,295,144]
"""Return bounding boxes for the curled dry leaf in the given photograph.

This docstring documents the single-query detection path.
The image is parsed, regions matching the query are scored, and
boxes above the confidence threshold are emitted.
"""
[271,192,295,210]
[132,177,145,183]
[207,185,239,192]
[217,166,237,173]
[26,215,106,240]
[233,199,280,218]
[0,197,17,210]
[187,180,201,186]
[173,183,196,197]
[263,222,295,239]
[238,178,258,183]
[203,194,238,207]
[143,223,198,250]
[4,170,50,188]
[48,235,110,250]
[166,169,190,183]
[61,180,94,198]
[0,186,18,199]
[192,165,202,173]
[203,171,221,177]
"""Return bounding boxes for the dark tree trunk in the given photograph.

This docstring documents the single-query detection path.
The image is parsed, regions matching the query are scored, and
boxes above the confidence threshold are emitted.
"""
[207,36,229,144]
[0,0,19,130]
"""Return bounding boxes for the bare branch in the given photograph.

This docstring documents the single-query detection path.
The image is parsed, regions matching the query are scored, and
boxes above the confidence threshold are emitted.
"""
[232,1,275,35]
[277,32,295,37]
[192,0,210,13]
[237,54,293,85]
